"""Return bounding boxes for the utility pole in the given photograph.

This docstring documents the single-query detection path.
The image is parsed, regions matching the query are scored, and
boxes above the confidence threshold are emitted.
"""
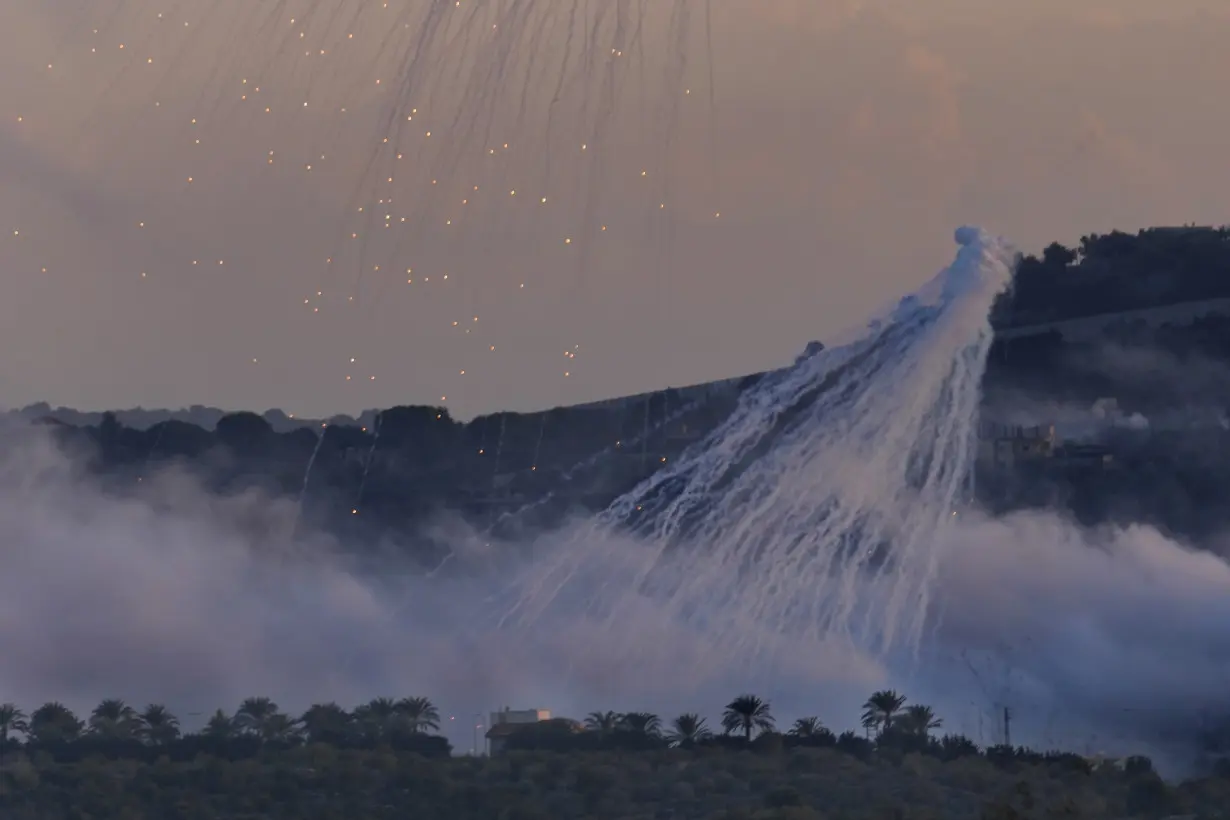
[1003,706,1012,748]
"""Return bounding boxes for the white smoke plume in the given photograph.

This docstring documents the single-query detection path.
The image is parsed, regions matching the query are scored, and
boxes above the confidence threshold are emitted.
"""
[504,227,1015,660]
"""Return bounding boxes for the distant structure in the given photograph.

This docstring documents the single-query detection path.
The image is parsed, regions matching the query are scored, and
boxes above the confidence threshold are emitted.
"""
[976,422,1113,471]
[977,423,1059,470]
[484,707,552,755]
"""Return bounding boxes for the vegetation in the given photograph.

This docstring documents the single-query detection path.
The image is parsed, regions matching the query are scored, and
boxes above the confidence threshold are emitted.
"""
[1,691,1229,818]
[992,225,1230,326]
[34,384,745,554]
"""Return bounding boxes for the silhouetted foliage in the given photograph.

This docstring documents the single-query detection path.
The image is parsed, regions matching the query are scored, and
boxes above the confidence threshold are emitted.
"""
[991,226,1230,326]
[0,689,1223,819]
[722,694,776,742]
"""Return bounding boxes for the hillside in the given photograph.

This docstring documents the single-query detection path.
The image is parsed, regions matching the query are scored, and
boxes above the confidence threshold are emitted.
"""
[3,742,1228,819]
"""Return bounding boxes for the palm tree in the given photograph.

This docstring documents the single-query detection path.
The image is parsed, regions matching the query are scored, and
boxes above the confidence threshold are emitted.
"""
[861,690,907,736]
[396,696,440,734]
[665,713,711,748]
[899,704,943,737]
[88,699,141,739]
[788,716,826,738]
[235,697,282,740]
[354,697,400,740]
[139,704,181,746]
[300,702,354,745]
[28,702,83,744]
[721,695,775,742]
[0,704,29,743]
[583,711,622,734]
[203,709,235,739]
[261,713,302,745]
[619,712,662,737]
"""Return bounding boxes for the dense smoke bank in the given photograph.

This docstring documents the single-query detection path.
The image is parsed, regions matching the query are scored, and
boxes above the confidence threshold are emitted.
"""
[5,409,1230,769]
[925,512,1230,759]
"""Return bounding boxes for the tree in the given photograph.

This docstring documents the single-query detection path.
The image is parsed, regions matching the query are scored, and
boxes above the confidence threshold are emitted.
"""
[787,722,826,742]
[300,702,354,745]
[88,699,141,740]
[139,704,181,746]
[1042,242,1077,267]
[261,713,302,745]
[722,694,775,742]
[584,711,622,734]
[98,411,122,453]
[215,412,274,450]
[203,709,235,739]
[665,713,712,748]
[235,697,282,741]
[396,696,440,734]
[836,729,874,760]
[355,697,400,741]
[899,704,942,738]
[861,690,907,736]
[619,712,662,737]
[938,733,980,760]
[1078,233,1100,260]
[0,703,28,743]
[28,702,83,744]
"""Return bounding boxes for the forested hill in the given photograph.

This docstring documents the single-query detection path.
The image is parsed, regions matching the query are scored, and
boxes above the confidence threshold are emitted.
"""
[10,226,1230,549]
[991,225,1230,329]
[984,225,1230,400]
[23,387,750,551]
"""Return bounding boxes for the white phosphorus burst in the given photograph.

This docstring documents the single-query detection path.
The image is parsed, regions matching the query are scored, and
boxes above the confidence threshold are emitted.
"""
[52,0,710,408]
[501,227,1016,671]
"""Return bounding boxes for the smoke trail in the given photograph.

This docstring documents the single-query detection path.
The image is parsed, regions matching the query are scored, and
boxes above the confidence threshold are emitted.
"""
[48,0,712,418]
[504,227,1016,665]
[73,2,700,285]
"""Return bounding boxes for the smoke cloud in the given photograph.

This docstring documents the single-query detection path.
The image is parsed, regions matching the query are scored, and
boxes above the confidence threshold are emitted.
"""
[920,511,1230,764]
[0,425,883,748]
[4,416,1230,770]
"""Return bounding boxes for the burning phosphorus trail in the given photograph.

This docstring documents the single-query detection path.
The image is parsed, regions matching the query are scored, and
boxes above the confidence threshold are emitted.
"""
[501,227,1016,673]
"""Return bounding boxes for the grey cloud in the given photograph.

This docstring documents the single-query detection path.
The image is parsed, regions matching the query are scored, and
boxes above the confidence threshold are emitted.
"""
[3,425,1230,770]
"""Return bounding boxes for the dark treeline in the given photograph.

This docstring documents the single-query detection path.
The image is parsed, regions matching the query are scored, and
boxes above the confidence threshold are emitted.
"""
[0,695,450,762]
[3,691,1230,819]
[4,403,337,434]
[990,225,1230,327]
[985,227,1230,408]
[31,383,748,552]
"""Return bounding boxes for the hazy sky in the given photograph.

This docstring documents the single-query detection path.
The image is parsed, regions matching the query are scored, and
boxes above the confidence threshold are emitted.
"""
[1,0,1228,419]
